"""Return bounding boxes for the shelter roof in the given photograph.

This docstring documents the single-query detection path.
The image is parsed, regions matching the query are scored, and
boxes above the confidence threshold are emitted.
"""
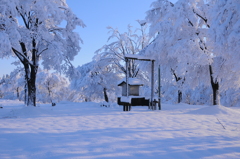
[118,78,144,86]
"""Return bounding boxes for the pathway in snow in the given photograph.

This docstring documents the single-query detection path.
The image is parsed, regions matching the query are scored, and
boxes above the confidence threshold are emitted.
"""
[0,100,240,159]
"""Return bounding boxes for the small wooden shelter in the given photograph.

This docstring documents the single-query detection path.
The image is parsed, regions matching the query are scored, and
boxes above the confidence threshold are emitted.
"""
[117,54,159,111]
[118,78,143,96]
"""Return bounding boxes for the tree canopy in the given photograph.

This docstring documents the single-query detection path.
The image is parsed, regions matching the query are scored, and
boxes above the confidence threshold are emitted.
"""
[0,0,85,106]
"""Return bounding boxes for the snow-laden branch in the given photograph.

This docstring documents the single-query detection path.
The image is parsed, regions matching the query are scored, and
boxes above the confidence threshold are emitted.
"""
[11,47,33,66]
[37,47,48,57]
[193,9,210,28]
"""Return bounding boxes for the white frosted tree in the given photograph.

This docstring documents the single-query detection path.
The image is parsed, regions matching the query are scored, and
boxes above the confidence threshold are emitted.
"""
[144,0,221,104]
[0,0,85,106]
[37,70,69,104]
[206,0,240,105]
[71,60,121,103]
[145,0,240,106]
[0,68,70,103]
[95,22,150,78]
[0,68,25,100]
[0,75,6,98]
[70,62,94,102]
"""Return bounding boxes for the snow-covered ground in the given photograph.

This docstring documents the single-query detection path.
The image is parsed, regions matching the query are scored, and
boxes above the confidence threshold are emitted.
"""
[0,99,240,159]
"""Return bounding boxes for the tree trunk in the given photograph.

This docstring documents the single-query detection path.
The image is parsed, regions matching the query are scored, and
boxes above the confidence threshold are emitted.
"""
[103,87,109,103]
[25,38,38,106]
[24,79,27,105]
[209,65,220,105]
[13,40,39,106]
[16,87,20,100]
[21,65,38,106]
[171,68,184,103]
[178,90,182,103]
[47,81,53,104]
[26,65,38,106]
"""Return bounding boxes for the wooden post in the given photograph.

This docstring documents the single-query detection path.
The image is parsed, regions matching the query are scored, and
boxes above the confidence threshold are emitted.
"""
[123,103,131,111]
[151,60,155,110]
[126,58,129,97]
[158,65,161,110]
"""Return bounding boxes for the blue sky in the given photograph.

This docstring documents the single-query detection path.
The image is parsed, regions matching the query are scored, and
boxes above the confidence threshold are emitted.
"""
[67,0,154,67]
[0,0,177,77]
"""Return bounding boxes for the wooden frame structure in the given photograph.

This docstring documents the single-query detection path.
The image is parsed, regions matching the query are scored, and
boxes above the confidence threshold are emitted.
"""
[118,54,158,111]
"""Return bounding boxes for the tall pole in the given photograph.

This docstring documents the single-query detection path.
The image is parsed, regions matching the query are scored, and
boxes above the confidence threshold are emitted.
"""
[151,60,155,110]
[126,58,129,97]
[158,65,161,110]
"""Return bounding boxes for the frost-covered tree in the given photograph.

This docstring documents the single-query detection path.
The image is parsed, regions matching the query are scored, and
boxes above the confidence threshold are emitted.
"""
[0,75,8,99]
[0,68,25,100]
[145,0,240,106]
[221,88,240,107]
[0,0,85,106]
[37,70,69,104]
[70,62,94,102]
[181,0,240,105]
[71,60,121,103]
[0,68,71,103]
[145,0,198,103]
[206,0,240,105]
[145,0,225,104]
[95,22,150,78]
[0,76,6,98]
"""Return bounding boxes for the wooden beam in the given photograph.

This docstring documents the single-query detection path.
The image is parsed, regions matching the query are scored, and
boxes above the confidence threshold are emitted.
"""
[125,54,155,61]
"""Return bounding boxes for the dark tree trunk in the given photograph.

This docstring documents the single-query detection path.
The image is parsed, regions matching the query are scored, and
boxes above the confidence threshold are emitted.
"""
[27,65,38,106]
[103,87,109,103]
[178,90,182,103]
[16,87,20,100]
[20,42,30,105]
[171,68,184,103]
[209,65,220,105]
[28,39,38,106]
[22,63,38,106]
[24,78,27,105]
[12,39,38,106]
[47,81,54,105]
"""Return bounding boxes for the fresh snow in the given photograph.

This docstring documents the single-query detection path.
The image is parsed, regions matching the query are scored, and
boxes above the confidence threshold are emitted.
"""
[0,99,240,159]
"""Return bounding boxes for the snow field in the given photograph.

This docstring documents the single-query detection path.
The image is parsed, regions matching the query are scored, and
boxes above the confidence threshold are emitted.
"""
[0,100,240,159]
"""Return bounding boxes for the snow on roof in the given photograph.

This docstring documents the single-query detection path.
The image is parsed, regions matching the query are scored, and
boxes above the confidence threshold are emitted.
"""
[124,54,155,61]
[118,78,144,86]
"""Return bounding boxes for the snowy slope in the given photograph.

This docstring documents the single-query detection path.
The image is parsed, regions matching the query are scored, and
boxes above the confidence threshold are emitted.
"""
[0,99,240,159]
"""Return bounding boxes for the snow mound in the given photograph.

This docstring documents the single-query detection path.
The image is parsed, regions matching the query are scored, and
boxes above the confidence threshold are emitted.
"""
[186,105,239,115]
[3,106,54,118]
